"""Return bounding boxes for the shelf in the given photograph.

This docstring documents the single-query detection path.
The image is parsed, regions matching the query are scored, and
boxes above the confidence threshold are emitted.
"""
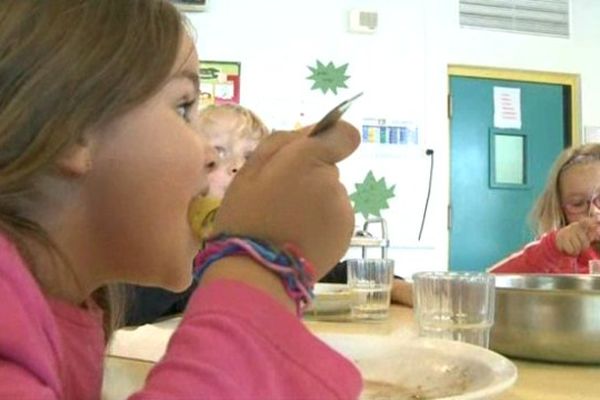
[350,236,389,248]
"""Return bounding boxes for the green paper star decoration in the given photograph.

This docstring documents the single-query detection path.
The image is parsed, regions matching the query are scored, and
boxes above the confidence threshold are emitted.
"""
[306,60,349,95]
[349,171,396,219]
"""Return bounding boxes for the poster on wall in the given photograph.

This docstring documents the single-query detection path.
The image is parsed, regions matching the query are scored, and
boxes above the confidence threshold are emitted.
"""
[199,61,241,107]
[306,60,350,95]
[350,170,396,219]
[361,118,419,145]
[493,87,522,129]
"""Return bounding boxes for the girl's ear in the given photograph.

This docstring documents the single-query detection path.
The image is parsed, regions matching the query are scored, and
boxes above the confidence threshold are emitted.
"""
[55,141,93,178]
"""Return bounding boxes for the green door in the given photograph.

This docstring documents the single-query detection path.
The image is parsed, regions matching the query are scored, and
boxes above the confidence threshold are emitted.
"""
[450,76,568,271]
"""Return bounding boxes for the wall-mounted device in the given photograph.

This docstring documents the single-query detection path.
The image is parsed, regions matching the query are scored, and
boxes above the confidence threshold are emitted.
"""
[348,9,378,34]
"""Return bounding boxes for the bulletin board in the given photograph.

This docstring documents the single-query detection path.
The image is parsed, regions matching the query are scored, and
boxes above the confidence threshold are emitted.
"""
[199,61,241,107]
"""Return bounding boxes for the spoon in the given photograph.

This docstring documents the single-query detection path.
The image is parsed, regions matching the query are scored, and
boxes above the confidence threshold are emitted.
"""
[309,92,363,137]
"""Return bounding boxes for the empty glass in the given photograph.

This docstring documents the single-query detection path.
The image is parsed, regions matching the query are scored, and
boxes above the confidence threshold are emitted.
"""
[413,271,495,348]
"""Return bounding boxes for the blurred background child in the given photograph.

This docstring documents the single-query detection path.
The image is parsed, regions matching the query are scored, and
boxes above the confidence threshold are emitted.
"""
[125,104,270,326]
[201,104,270,199]
[490,143,600,274]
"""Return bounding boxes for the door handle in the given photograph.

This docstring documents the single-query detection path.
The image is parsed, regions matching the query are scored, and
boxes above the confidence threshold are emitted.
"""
[447,204,452,230]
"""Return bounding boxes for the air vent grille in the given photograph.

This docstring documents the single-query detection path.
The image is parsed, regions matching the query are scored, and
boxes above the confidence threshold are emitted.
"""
[460,0,570,38]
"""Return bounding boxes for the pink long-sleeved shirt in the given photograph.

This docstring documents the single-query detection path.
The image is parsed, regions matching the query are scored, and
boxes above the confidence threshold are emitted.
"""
[488,230,598,273]
[0,235,362,399]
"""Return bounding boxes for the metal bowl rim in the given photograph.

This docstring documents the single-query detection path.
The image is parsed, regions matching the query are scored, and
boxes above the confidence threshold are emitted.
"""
[494,273,600,292]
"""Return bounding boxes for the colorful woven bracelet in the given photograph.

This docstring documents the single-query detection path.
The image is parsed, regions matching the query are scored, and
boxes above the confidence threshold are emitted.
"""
[193,234,317,316]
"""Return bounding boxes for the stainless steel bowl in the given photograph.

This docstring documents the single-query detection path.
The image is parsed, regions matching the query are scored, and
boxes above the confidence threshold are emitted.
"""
[490,274,600,364]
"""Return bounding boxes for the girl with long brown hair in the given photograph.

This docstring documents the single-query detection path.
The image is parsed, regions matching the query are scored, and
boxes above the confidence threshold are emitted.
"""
[0,1,361,398]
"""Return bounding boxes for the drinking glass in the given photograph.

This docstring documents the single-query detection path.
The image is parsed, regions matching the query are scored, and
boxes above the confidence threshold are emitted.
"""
[346,259,394,320]
[413,271,495,347]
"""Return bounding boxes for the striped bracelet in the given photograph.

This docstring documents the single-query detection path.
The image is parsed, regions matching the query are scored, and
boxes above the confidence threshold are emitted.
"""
[193,235,316,316]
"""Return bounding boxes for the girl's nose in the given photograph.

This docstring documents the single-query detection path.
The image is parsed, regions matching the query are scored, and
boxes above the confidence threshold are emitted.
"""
[205,144,218,173]
[229,159,244,175]
[588,194,600,216]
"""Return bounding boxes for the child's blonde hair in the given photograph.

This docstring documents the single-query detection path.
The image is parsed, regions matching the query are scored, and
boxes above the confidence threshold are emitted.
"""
[0,0,185,335]
[531,143,600,235]
[197,104,269,141]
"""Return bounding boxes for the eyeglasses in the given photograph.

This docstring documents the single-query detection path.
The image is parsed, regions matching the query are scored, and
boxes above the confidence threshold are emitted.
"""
[562,194,600,215]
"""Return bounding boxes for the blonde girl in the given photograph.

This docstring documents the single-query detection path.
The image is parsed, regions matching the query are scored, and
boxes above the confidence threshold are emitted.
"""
[490,143,600,273]
[198,104,270,199]
[0,1,361,398]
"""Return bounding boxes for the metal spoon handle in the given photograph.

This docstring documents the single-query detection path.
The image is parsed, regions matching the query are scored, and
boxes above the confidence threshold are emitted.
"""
[309,92,363,137]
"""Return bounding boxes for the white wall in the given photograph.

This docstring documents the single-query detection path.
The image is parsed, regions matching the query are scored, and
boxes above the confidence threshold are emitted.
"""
[185,0,600,278]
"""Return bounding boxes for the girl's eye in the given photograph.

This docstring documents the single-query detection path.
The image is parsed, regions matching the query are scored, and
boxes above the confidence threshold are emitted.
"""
[176,99,196,122]
[244,151,254,160]
[564,199,587,212]
[214,146,227,159]
[569,198,586,207]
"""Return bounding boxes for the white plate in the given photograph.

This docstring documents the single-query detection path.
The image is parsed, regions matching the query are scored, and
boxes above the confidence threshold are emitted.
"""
[318,334,517,400]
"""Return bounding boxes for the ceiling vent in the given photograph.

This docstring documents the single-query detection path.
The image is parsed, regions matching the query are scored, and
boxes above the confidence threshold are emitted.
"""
[171,0,207,12]
[459,0,570,38]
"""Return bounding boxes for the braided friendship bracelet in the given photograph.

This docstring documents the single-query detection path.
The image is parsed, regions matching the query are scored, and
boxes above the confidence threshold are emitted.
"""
[193,235,317,316]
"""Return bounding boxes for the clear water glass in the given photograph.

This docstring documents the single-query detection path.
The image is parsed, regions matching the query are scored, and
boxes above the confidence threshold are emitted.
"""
[347,259,394,320]
[413,271,495,348]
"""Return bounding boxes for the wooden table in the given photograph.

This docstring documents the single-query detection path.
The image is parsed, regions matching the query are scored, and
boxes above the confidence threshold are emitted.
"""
[103,306,600,399]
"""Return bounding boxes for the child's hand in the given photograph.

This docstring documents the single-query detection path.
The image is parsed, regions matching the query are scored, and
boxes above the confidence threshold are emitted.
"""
[212,121,360,279]
[556,216,600,256]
